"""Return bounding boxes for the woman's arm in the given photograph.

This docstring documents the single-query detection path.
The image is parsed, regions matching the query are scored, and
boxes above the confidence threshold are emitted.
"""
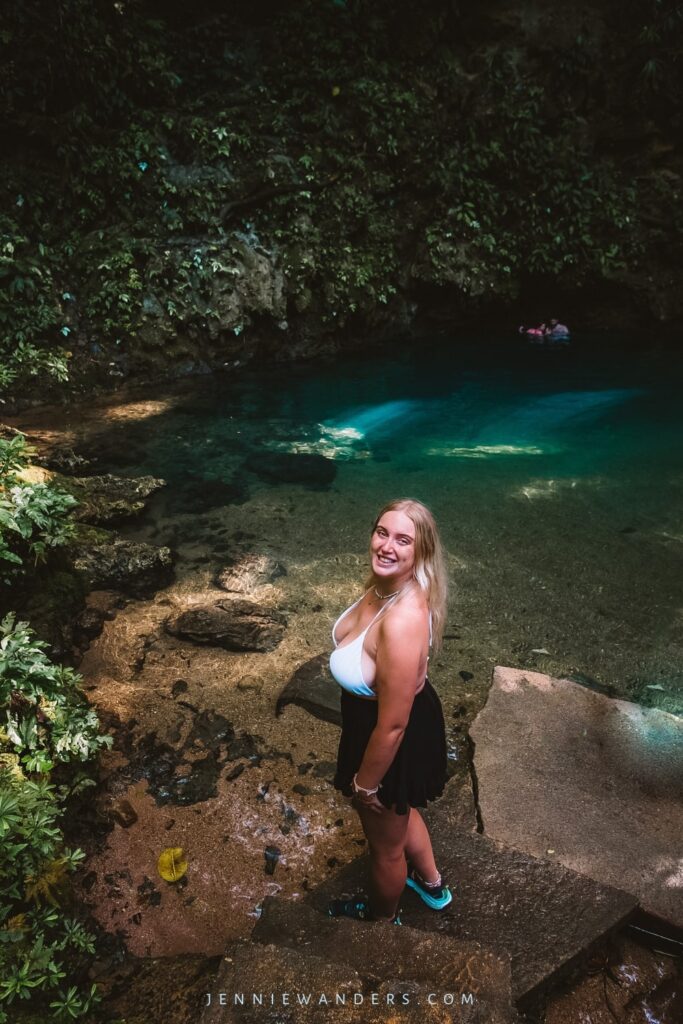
[354,609,424,804]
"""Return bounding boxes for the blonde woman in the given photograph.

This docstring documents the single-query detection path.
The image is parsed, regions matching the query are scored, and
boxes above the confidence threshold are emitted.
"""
[328,498,452,924]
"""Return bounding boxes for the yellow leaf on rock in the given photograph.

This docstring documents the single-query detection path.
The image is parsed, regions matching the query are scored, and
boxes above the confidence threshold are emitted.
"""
[157,847,188,883]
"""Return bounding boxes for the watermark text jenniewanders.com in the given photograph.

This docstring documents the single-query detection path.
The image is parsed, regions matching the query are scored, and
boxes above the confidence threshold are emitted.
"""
[205,991,476,1008]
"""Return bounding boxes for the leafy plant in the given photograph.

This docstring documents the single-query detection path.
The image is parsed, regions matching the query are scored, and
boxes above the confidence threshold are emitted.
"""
[0,434,77,584]
[0,616,110,1020]
[0,614,113,772]
[0,428,109,1020]
[0,766,101,1022]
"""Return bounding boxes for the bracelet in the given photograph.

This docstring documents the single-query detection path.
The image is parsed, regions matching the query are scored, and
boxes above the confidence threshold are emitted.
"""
[352,773,380,796]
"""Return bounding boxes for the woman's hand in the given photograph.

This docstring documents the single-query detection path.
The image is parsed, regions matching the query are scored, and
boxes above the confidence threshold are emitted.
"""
[352,791,385,815]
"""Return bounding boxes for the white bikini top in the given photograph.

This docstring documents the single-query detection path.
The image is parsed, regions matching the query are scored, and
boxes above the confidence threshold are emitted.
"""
[330,591,432,699]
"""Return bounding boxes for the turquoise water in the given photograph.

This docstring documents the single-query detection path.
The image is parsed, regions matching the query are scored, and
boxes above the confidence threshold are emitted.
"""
[88,335,683,712]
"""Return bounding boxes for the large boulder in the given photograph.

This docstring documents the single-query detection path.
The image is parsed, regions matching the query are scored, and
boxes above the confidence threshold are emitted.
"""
[166,599,287,652]
[469,667,683,929]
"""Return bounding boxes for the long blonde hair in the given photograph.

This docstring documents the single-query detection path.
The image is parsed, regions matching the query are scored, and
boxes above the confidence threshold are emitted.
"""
[365,498,448,650]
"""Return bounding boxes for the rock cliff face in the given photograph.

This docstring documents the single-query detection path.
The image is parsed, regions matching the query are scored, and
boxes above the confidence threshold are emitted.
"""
[2,0,681,400]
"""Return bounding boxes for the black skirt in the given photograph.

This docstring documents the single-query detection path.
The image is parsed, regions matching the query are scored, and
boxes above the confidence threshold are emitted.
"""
[333,679,448,815]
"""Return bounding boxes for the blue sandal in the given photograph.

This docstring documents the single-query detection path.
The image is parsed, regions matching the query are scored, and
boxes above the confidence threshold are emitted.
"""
[405,870,453,911]
[328,896,402,924]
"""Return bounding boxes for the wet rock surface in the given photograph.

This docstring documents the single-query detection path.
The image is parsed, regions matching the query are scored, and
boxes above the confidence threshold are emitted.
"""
[72,535,174,594]
[166,599,287,652]
[470,667,683,928]
[199,908,512,1024]
[276,654,341,726]
[242,451,337,488]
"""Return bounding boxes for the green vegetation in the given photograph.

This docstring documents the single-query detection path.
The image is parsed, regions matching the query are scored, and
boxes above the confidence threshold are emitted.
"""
[0,614,111,773]
[1,1,681,394]
[0,436,77,584]
[0,434,110,1021]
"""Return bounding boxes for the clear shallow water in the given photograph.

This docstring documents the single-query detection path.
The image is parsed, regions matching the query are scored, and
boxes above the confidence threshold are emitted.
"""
[82,335,683,712]
[115,337,682,479]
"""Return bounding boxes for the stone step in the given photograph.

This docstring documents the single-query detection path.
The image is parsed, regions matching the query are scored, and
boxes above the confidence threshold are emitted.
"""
[308,822,637,1008]
[469,666,683,928]
[199,939,511,1024]
[227,897,509,1024]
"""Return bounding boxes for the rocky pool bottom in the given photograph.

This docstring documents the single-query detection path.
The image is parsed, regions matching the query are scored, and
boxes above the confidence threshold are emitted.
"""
[6,353,682,1023]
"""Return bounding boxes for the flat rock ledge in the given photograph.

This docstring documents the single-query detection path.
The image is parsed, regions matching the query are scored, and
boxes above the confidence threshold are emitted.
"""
[470,666,683,929]
[276,654,341,726]
[166,599,287,652]
[201,898,512,1024]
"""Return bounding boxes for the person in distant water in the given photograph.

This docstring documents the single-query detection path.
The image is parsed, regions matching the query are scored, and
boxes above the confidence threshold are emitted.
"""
[519,323,546,341]
[328,498,452,924]
[546,318,570,341]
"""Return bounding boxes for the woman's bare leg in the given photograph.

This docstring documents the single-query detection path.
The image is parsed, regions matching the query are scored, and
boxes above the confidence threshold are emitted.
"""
[355,803,410,918]
[404,808,440,883]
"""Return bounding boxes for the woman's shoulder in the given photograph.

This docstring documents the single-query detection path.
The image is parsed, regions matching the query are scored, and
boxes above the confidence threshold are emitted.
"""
[382,590,429,635]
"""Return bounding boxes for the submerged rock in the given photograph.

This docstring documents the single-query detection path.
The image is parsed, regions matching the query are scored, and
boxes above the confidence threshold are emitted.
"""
[65,473,166,525]
[171,475,249,513]
[39,445,91,474]
[242,451,336,488]
[215,553,286,594]
[276,654,341,726]
[123,711,261,807]
[166,599,287,652]
[72,536,174,595]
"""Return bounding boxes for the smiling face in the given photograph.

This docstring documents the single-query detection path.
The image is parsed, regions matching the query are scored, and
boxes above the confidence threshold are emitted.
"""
[370,509,416,589]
